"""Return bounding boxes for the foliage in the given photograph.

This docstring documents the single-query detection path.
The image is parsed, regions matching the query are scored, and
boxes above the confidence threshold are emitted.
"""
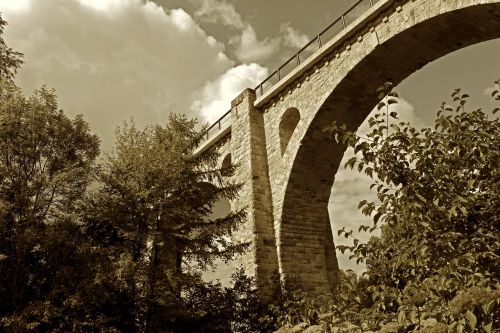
[0,80,100,330]
[0,14,23,81]
[79,116,247,332]
[326,81,500,332]
[267,81,500,333]
[0,16,255,332]
[2,10,498,332]
[179,268,273,333]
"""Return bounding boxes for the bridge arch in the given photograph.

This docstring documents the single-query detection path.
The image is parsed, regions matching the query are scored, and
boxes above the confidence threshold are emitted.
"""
[270,1,500,293]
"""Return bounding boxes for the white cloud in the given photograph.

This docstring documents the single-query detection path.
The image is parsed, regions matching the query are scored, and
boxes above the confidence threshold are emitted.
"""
[0,0,235,150]
[280,23,309,49]
[0,0,31,13]
[193,0,308,63]
[194,0,244,30]
[231,25,280,63]
[357,97,423,136]
[191,63,268,123]
[483,83,499,101]
[329,159,378,273]
[390,98,422,126]
[75,0,128,11]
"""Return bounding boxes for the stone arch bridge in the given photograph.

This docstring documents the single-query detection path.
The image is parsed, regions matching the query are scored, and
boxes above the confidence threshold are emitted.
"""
[194,0,500,298]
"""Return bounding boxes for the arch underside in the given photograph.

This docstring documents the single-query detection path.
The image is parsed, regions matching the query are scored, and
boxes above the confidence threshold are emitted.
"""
[278,3,500,294]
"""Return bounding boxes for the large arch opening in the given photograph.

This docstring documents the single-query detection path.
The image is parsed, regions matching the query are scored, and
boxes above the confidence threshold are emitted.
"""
[277,2,500,294]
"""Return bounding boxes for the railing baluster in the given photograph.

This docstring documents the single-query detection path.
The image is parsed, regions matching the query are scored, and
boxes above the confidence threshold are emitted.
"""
[297,53,300,65]
[341,15,346,28]
[317,35,322,49]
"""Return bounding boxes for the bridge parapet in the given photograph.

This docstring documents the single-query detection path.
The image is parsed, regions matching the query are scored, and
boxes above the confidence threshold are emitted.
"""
[198,0,388,152]
[254,0,383,101]
[194,0,500,299]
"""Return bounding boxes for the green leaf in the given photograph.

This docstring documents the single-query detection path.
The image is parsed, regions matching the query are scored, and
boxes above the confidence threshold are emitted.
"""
[465,310,477,331]
[482,320,493,333]
[416,193,427,203]
[387,98,398,105]
[397,310,406,325]
[482,299,496,315]
[409,307,417,322]
[449,322,458,333]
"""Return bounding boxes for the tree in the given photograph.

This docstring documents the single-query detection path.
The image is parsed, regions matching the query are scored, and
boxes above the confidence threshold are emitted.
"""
[81,116,246,332]
[0,15,23,81]
[330,81,500,332]
[0,16,100,330]
[0,83,100,330]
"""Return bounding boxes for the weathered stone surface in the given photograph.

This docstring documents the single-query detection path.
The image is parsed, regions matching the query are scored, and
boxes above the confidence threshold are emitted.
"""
[200,0,500,299]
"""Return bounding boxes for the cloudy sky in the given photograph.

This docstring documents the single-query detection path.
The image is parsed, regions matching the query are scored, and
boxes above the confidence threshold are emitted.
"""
[1,0,499,275]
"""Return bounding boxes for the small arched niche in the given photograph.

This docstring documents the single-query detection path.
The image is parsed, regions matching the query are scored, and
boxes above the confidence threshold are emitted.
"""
[220,153,232,177]
[279,107,300,156]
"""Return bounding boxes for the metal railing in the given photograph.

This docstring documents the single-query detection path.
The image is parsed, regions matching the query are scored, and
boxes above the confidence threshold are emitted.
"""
[202,0,380,144]
[255,0,379,98]
[203,109,231,141]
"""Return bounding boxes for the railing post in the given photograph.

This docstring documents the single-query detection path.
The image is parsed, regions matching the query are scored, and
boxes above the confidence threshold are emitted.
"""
[277,69,281,80]
[341,15,346,28]
[317,35,322,48]
[296,53,300,66]
[260,83,263,97]
[218,120,221,130]
[369,0,374,5]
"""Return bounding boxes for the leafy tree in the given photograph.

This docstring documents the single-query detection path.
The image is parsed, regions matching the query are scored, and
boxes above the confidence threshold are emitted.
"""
[81,116,247,332]
[0,14,23,81]
[0,79,100,331]
[266,82,499,333]
[0,14,259,332]
[0,16,100,331]
[330,81,500,332]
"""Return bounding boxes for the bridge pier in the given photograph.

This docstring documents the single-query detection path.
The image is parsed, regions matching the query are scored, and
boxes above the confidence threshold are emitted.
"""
[229,89,340,298]
[229,89,279,301]
[199,0,500,301]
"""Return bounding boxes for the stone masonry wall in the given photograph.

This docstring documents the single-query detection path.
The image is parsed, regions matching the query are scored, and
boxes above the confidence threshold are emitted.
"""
[228,89,278,300]
[210,0,500,297]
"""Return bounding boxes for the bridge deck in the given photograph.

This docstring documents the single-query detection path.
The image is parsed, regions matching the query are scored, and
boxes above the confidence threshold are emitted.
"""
[195,0,394,155]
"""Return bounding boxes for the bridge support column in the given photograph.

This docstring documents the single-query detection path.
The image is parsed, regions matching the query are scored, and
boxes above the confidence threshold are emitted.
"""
[230,88,279,301]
